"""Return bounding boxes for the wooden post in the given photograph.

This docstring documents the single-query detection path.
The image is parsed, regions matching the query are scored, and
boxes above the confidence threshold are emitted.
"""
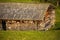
[37,20,39,30]
[2,20,6,30]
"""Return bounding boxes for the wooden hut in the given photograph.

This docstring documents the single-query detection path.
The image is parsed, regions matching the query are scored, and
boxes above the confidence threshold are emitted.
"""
[0,3,55,30]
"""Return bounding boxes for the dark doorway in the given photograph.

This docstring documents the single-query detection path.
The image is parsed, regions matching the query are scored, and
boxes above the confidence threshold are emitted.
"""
[2,20,6,30]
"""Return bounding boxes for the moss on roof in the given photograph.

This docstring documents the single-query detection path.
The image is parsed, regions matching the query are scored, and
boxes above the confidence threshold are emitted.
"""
[0,3,51,20]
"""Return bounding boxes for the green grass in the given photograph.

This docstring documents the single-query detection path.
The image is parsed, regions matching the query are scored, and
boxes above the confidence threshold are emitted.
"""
[55,8,60,22]
[54,7,60,30]
[0,30,60,40]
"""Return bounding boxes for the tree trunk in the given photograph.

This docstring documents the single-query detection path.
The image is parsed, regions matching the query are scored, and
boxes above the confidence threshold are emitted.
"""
[57,1,59,6]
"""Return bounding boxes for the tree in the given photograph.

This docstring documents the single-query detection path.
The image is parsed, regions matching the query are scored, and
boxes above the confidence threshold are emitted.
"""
[46,0,60,6]
[32,0,60,6]
[56,0,60,6]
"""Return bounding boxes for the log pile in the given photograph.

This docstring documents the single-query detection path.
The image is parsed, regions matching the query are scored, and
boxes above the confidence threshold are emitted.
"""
[6,20,37,30]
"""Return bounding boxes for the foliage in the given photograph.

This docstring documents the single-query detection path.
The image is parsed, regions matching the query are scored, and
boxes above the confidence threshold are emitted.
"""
[0,0,60,6]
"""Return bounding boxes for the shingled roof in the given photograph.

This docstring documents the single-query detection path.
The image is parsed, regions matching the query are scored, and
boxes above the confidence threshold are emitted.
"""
[0,3,50,20]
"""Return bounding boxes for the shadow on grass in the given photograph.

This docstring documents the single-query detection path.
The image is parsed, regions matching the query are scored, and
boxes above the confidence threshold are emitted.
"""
[53,22,60,30]
[53,28,60,30]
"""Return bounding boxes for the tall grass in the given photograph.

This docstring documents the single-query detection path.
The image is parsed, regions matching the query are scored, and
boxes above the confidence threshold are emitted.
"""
[53,7,60,30]
[55,7,60,22]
